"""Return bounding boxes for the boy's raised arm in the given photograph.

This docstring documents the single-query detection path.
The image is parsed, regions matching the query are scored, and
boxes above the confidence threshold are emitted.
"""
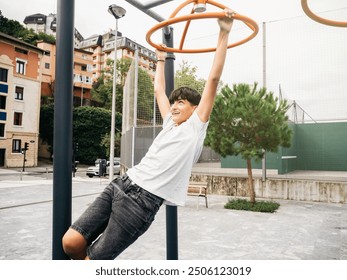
[196,9,235,123]
[154,47,171,119]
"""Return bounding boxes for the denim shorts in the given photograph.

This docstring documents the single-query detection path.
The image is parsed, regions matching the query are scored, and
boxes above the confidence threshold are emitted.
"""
[71,174,163,260]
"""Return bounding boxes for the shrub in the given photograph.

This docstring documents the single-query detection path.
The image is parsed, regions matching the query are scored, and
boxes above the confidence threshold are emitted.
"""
[224,198,280,213]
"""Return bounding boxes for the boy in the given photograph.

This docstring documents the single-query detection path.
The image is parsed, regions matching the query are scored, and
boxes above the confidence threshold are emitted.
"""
[62,9,234,260]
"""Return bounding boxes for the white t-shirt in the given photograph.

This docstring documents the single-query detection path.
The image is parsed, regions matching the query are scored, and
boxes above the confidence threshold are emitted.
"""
[126,111,209,206]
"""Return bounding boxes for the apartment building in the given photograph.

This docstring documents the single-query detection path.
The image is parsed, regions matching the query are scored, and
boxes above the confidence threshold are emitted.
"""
[0,13,158,167]
[37,41,94,106]
[79,30,157,82]
[37,41,55,98]
[23,13,157,94]
[79,34,103,81]
[72,48,94,106]
[105,35,157,79]
[24,13,84,48]
[0,32,44,168]
[23,13,157,80]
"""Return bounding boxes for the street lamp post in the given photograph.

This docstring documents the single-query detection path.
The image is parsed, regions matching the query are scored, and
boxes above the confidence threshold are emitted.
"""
[80,81,84,106]
[108,4,126,181]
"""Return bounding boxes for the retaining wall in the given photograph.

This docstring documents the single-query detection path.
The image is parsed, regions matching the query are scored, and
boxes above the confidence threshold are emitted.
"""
[190,174,347,204]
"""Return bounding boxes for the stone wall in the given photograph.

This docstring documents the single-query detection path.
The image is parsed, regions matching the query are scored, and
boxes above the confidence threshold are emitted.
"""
[190,174,347,204]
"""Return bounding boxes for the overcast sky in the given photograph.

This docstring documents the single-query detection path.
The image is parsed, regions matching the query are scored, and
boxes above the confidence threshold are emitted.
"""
[1,0,346,122]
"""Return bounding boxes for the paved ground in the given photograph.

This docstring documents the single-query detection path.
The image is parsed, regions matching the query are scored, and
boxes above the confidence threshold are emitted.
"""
[0,163,346,260]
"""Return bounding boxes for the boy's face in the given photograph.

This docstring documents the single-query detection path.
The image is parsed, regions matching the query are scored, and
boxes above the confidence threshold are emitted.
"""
[170,99,197,126]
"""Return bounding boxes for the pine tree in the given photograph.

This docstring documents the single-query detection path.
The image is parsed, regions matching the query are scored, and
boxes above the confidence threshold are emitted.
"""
[205,83,292,204]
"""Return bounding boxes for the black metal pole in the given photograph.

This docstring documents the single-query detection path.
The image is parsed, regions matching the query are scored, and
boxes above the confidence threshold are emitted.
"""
[22,150,26,172]
[163,27,178,260]
[52,0,75,259]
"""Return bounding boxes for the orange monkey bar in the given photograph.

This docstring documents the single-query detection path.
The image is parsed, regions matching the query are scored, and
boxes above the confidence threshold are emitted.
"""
[146,0,259,53]
[301,0,347,27]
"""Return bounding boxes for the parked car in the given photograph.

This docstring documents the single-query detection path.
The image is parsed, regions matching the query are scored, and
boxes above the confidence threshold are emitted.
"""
[86,158,120,178]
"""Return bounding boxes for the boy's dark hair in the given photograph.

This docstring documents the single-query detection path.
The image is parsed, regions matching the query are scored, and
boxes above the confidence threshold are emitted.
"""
[169,87,201,106]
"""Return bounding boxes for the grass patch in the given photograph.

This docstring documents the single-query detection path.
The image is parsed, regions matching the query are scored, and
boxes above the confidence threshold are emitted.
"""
[224,198,280,213]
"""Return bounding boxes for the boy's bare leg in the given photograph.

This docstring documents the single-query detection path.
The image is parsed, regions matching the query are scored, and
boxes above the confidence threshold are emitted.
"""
[62,228,89,260]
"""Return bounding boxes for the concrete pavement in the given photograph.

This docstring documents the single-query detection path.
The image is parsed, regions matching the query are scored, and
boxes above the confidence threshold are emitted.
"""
[0,165,346,260]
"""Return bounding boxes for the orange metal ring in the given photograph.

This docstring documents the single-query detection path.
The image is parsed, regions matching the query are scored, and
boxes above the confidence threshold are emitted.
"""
[301,0,347,27]
[146,0,259,53]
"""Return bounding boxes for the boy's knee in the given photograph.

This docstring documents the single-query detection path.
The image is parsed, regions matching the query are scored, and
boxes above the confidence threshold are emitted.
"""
[62,231,74,255]
[62,229,87,258]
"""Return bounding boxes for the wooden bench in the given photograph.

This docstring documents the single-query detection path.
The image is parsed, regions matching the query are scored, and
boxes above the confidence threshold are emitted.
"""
[187,181,208,208]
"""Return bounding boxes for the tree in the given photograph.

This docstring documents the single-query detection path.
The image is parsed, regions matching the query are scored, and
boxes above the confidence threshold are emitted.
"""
[0,11,26,37]
[39,103,55,158]
[92,57,154,123]
[174,60,206,94]
[205,83,292,204]
[174,60,225,94]
[91,72,113,109]
[100,131,121,158]
[137,66,155,123]
[39,104,121,164]
[36,32,56,44]
[0,11,55,45]
[91,58,122,110]
[73,106,121,164]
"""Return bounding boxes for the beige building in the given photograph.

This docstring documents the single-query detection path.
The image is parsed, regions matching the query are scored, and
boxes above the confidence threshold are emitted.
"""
[72,48,94,106]
[0,14,159,167]
[0,32,44,168]
[37,41,94,106]
[23,13,157,81]
[37,41,56,98]
[79,31,157,82]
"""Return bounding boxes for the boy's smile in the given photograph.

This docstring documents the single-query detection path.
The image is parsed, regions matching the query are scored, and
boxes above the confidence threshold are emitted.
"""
[170,99,197,126]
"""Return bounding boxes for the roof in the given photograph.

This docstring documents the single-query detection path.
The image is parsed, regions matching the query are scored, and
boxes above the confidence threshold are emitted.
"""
[0,32,44,54]
[23,13,47,25]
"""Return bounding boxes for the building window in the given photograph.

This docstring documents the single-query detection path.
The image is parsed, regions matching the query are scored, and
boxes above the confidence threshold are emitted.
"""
[44,50,51,56]
[0,95,6,109]
[15,86,24,100]
[0,123,4,137]
[16,60,26,75]
[12,139,21,153]
[74,74,80,83]
[45,63,50,69]
[15,47,28,55]
[13,112,23,126]
[81,65,87,71]
[14,47,28,54]
[0,67,8,82]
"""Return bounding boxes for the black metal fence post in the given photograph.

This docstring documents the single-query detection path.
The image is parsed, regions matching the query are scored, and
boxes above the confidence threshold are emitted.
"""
[52,0,75,260]
[163,27,178,260]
